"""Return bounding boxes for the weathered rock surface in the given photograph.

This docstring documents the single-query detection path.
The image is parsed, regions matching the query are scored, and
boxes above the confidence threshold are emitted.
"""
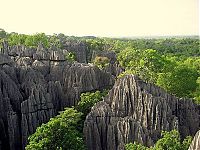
[189,130,200,150]
[92,50,124,76]
[62,40,87,63]
[0,54,13,65]
[84,75,200,150]
[0,42,114,150]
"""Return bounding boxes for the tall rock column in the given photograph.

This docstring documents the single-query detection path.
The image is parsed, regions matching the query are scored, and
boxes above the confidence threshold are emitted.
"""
[84,75,200,150]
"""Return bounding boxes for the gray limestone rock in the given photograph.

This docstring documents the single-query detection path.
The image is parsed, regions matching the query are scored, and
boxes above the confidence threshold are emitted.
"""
[62,41,87,63]
[0,54,13,65]
[189,130,200,150]
[0,41,114,150]
[84,75,200,150]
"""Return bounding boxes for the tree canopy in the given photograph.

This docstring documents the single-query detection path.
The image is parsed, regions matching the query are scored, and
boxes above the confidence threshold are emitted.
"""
[125,130,192,150]
[25,108,85,150]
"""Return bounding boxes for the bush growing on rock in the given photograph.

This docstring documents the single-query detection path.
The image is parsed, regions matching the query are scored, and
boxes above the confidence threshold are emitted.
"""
[76,90,108,117]
[25,108,86,150]
[93,56,110,69]
[125,130,192,150]
[65,52,76,62]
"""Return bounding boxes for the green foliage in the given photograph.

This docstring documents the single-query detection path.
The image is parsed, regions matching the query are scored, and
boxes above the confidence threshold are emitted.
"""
[93,56,110,69]
[125,130,192,150]
[8,33,27,46]
[86,39,106,51]
[137,49,168,82]
[76,90,108,117]
[117,47,200,99]
[117,48,169,83]
[0,28,7,38]
[181,136,193,150]
[48,34,61,48]
[6,32,63,48]
[25,108,85,150]
[125,142,150,150]
[155,130,181,150]
[117,70,134,79]
[117,47,141,70]
[65,52,76,62]
[157,65,199,97]
[24,33,49,48]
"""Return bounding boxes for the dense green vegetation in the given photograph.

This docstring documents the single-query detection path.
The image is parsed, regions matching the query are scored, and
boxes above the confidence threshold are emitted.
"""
[93,56,110,69]
[26,90,108,150]
[25,108,85,150]
[117,47,200,101]
[125,130,192,150]
[76,90,108,117]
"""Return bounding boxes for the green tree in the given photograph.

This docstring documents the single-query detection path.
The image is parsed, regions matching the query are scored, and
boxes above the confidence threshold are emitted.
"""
[125,130,192,150]
[138,49,168,82]
[117,47,141,70]
[125,142,150,150]
[25,33,49,48]
[155,130,181,150]
[65,52,76,62]
[76,90,108,117]
[93,56,110,69]
[0,28,7,38]
[117,48,168,83]
[48,34,61,48]
[157,65,199,97]
[25,108,85,150]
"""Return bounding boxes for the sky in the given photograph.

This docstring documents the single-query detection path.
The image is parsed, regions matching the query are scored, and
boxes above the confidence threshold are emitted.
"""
[0,0,199,37]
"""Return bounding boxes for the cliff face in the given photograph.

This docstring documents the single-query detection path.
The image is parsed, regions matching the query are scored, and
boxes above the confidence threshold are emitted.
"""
[84,75,200,150]
[0,42,114,150]
[189,130,200,150]
[62,40,87,63]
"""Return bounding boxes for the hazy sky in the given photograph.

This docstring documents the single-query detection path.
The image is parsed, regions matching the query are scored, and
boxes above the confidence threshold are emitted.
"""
[0,0,199,37]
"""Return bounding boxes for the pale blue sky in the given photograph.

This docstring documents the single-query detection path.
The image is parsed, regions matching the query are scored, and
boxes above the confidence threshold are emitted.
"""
[0,0,199,37]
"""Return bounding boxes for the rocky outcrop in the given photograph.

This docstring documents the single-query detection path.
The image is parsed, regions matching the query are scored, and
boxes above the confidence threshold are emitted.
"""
[84,75,200,150]
[189,130,200,150]
[0,54,13,65]
[0,42,114,150]
[92,50,124,76]
[62,40,87,63]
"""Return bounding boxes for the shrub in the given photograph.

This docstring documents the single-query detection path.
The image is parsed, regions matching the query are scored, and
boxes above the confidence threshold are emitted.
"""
[25,108,85,150]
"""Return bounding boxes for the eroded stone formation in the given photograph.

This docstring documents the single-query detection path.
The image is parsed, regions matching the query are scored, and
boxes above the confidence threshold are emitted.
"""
[189,130,200,150]
[84,75,200,150]
[0,41,114,150]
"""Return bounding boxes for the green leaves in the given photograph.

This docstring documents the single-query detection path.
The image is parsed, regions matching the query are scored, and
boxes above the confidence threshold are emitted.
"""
[125,142,149,150]
[7,32,61,48]
[117,48,167,83]
[76,90,108,117]
[118,47,200,99]
[125,130,192,150]
[93,56,110,69]
[25,108,85,150]
[157,65,199,97]
[65,52,76,62]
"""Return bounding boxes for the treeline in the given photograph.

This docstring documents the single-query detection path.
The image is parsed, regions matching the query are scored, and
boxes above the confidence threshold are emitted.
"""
[117,48,200,102]
[1,28,199,56]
